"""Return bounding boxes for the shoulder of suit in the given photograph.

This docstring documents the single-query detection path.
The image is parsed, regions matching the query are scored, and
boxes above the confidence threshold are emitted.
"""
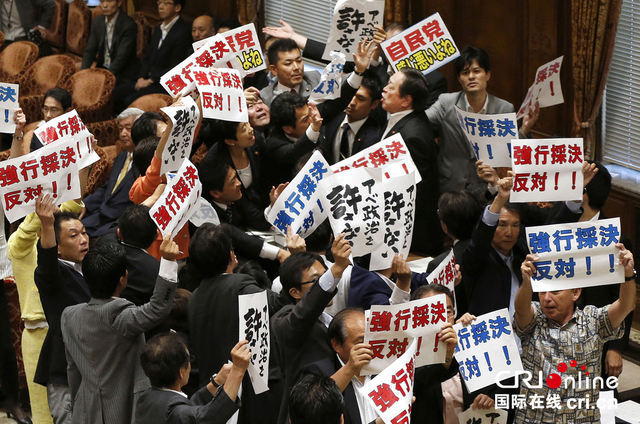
[487,94,515,113]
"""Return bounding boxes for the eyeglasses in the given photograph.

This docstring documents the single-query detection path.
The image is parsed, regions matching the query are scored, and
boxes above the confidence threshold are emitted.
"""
[157,0,174,5]
[42,107,61,115]
[300,276,320,286]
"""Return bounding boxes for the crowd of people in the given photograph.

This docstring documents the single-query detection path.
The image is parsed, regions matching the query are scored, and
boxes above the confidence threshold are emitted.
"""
[0,1,637,424]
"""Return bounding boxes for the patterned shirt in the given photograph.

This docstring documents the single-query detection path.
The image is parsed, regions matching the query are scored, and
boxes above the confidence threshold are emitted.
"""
[514,302,623,424]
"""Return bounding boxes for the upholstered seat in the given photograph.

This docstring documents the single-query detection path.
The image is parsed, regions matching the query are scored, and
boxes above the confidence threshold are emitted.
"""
[64,0,92,70]
[87,119,120,147]
[127,93,173,113]
[19,55,76,97]
[43,0,68,51]
[133,12,153,61]
[0,31,5,50]
[84,145,111,196]
[62,68,116,124]
[0,41,39,83]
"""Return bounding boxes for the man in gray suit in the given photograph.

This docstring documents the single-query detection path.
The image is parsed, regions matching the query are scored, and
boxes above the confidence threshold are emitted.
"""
[0,0,55,42]
[61,236,180,424]
[259,38,321,107]
[426,46,540,194]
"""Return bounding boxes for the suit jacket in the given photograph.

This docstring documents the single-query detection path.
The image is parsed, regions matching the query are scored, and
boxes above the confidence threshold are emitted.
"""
[426,91,516,194]
[34,243,90,386]
[384,111,443,255]
[321,112,382,165]
[136,386,239,424]
[81,13,139,82]
[138,18,192,83]
[82,151,139,238]
[61,271,177,424]
[0,0,55,36]
[427,240,472,318]
[263,129,322,188]
[260,70,321,107]
[347,264,429,310]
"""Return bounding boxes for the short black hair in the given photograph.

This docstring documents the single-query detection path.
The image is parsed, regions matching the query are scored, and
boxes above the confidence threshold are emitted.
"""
[82,242,127,299]
[211,120,241,143]
[385,22,408,33]
[270,92,307,130]
[53,211,80,244]
[399,68,430,111]
[118,204,157,249]
[328,307,364,346]
[438,190,483,240]
[140,332,189,388]
[411,283,454,304]
[289,374,345,424]
[236,260,272,290]
[267,38,300,69]
[215,17,241,32]
[585,160,611,210]
[454,46,491,76]
[173,0,186,8]
[279,252,326,301]
[304,219,332,254]
[44,87,72,111]
[187,223,234,278]
[198,155,232,201]
[131,111,166,145]
[361,72,383,102]
[501,202,522,221]
[133,135,159,176]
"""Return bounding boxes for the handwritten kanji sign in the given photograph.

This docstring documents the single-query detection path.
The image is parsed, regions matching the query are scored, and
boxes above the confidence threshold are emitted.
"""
[310,52,346,103]
[36,110,100,169]
[0,139,82,222]
[323,0,384,60]
[192,67,248,122]
[525,218,625,291]
[381,13,459,75]
[453,308,523,392]
[458,407,507,424]
[238,291,270,394]
[362,294,448,375]
[268,151,331,237]
[189,197,220,227]
[510,138,583,203]
[426,250,456,293]
[359,339,417,424]
[193,24,266,74]
[517,56,564,119]
[160,96,200,176]
[454,107,518,167]
[0,83,19,134]
[149,159,202,238]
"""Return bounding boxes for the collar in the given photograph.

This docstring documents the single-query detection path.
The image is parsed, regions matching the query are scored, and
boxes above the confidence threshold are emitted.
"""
[213,200,228,211]
[159,388,188,398]
[119,240,148,254]
[546,304,582,328]
[589,211,601,221]
[160,15,180,34]
[58,258,83,275]
[495,249,514,264]
[464,93,489,114]
[386,110,413,132]
[343,115,367,136]
[106,11,119,25]
[275,81,301,96]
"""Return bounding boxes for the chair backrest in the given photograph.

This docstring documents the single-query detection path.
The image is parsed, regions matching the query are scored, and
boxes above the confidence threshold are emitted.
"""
[66,0,92,56]
[127,93,173,113]
[63,68,115,109]
[20,55,76,97]
[133,12,153,61]
[44,0,68,50]
[0,41,39,78]
[0,31,5,50]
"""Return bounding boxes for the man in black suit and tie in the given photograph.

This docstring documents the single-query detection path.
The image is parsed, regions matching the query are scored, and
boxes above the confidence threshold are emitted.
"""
[81,0,139,86]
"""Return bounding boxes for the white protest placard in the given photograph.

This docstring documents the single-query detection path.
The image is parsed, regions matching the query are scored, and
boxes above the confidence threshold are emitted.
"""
[35,110,100,169]
[381,13,459,75]
[362,294,448,375]
[323,0,384,60]
[517,56,564,119]
[268,151,331,237]
[310,52,346,103]
[359,339,417,424]
[369,171,417,271]
[331,133,422,183]
[319,166,384,257]
[454,107,519,167]
[193,24,266,73]
[0,139,81,222]
[0,83,19,134]
[192,67,248,122]
[160,96,200,176]
[189,197,220,227]
[426,249,456,293]
[149,160,201,238]
[453,308,523,393]
[525,218,624,291]
[458,407,508,424]
[510,138,584,203]
[238,291,270,394]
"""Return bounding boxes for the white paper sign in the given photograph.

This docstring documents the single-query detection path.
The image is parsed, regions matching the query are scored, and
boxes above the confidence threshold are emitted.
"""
[517,56,564,119]
[268,151,331,237]
[453,308,523,393]
[0,139,81,222]
[0,83,19,134]
[510,138,584,203]
[454,107,519,167]
[189,197,220,227]
[192,67,248,122]
[323,0,384,60]
[426,249,456,293]
[525,218,625,291]
[458,407,508,424]
[160,96,200,176]
[310,52,346,103]
[149,160,201,238]
[238,291,270,394]
[193,24,266,74]
[359,339,417,424]
[362,294,448,375]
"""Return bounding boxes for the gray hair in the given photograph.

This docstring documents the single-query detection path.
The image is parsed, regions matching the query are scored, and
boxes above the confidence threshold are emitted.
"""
[117,108,144,121]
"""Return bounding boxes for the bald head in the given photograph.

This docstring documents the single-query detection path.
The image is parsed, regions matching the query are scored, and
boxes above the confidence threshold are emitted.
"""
[192,15,215,42]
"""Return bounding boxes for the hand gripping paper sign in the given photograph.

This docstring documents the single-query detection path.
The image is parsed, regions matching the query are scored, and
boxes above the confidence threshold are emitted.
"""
[160,96,200,176]
[238,291,270,394]
[381,12,459,75]
[510,138,584,203]
[310,52,346,103]
[192,67,248,122]
[0,83,18,134]
[194,24,266,74]
[458,407,507,424]
[0,139,82,222]
[323,0,384,60]
[149,159,202,238]
[453,308,523,393]
[362,294,448,375]
[517,56,564,119]
[454,107,519,167]
[525,217,625,291]
[267,151,331,237]
[359,338,417,424]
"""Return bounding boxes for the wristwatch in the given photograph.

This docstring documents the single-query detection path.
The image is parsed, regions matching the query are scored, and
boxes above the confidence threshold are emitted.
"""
[625,269,637,281]
[210,373,220,388]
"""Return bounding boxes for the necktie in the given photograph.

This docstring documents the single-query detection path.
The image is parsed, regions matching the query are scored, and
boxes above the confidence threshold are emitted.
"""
[111,154,132,194]
[290,88,297,94]
[340,123,351,160]
[225,206,233,224]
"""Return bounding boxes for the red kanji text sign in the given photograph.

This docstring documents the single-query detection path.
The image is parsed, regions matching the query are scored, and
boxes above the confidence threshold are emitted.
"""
[193,67,248,122]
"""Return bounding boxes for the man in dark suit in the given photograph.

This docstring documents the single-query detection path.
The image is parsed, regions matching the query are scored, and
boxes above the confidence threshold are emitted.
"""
[0,0,55,42]
[81,108,143,238]
[271,237,351,424]
[381,68,442,255]
[81,0,138,85]
[137,332,247,424]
